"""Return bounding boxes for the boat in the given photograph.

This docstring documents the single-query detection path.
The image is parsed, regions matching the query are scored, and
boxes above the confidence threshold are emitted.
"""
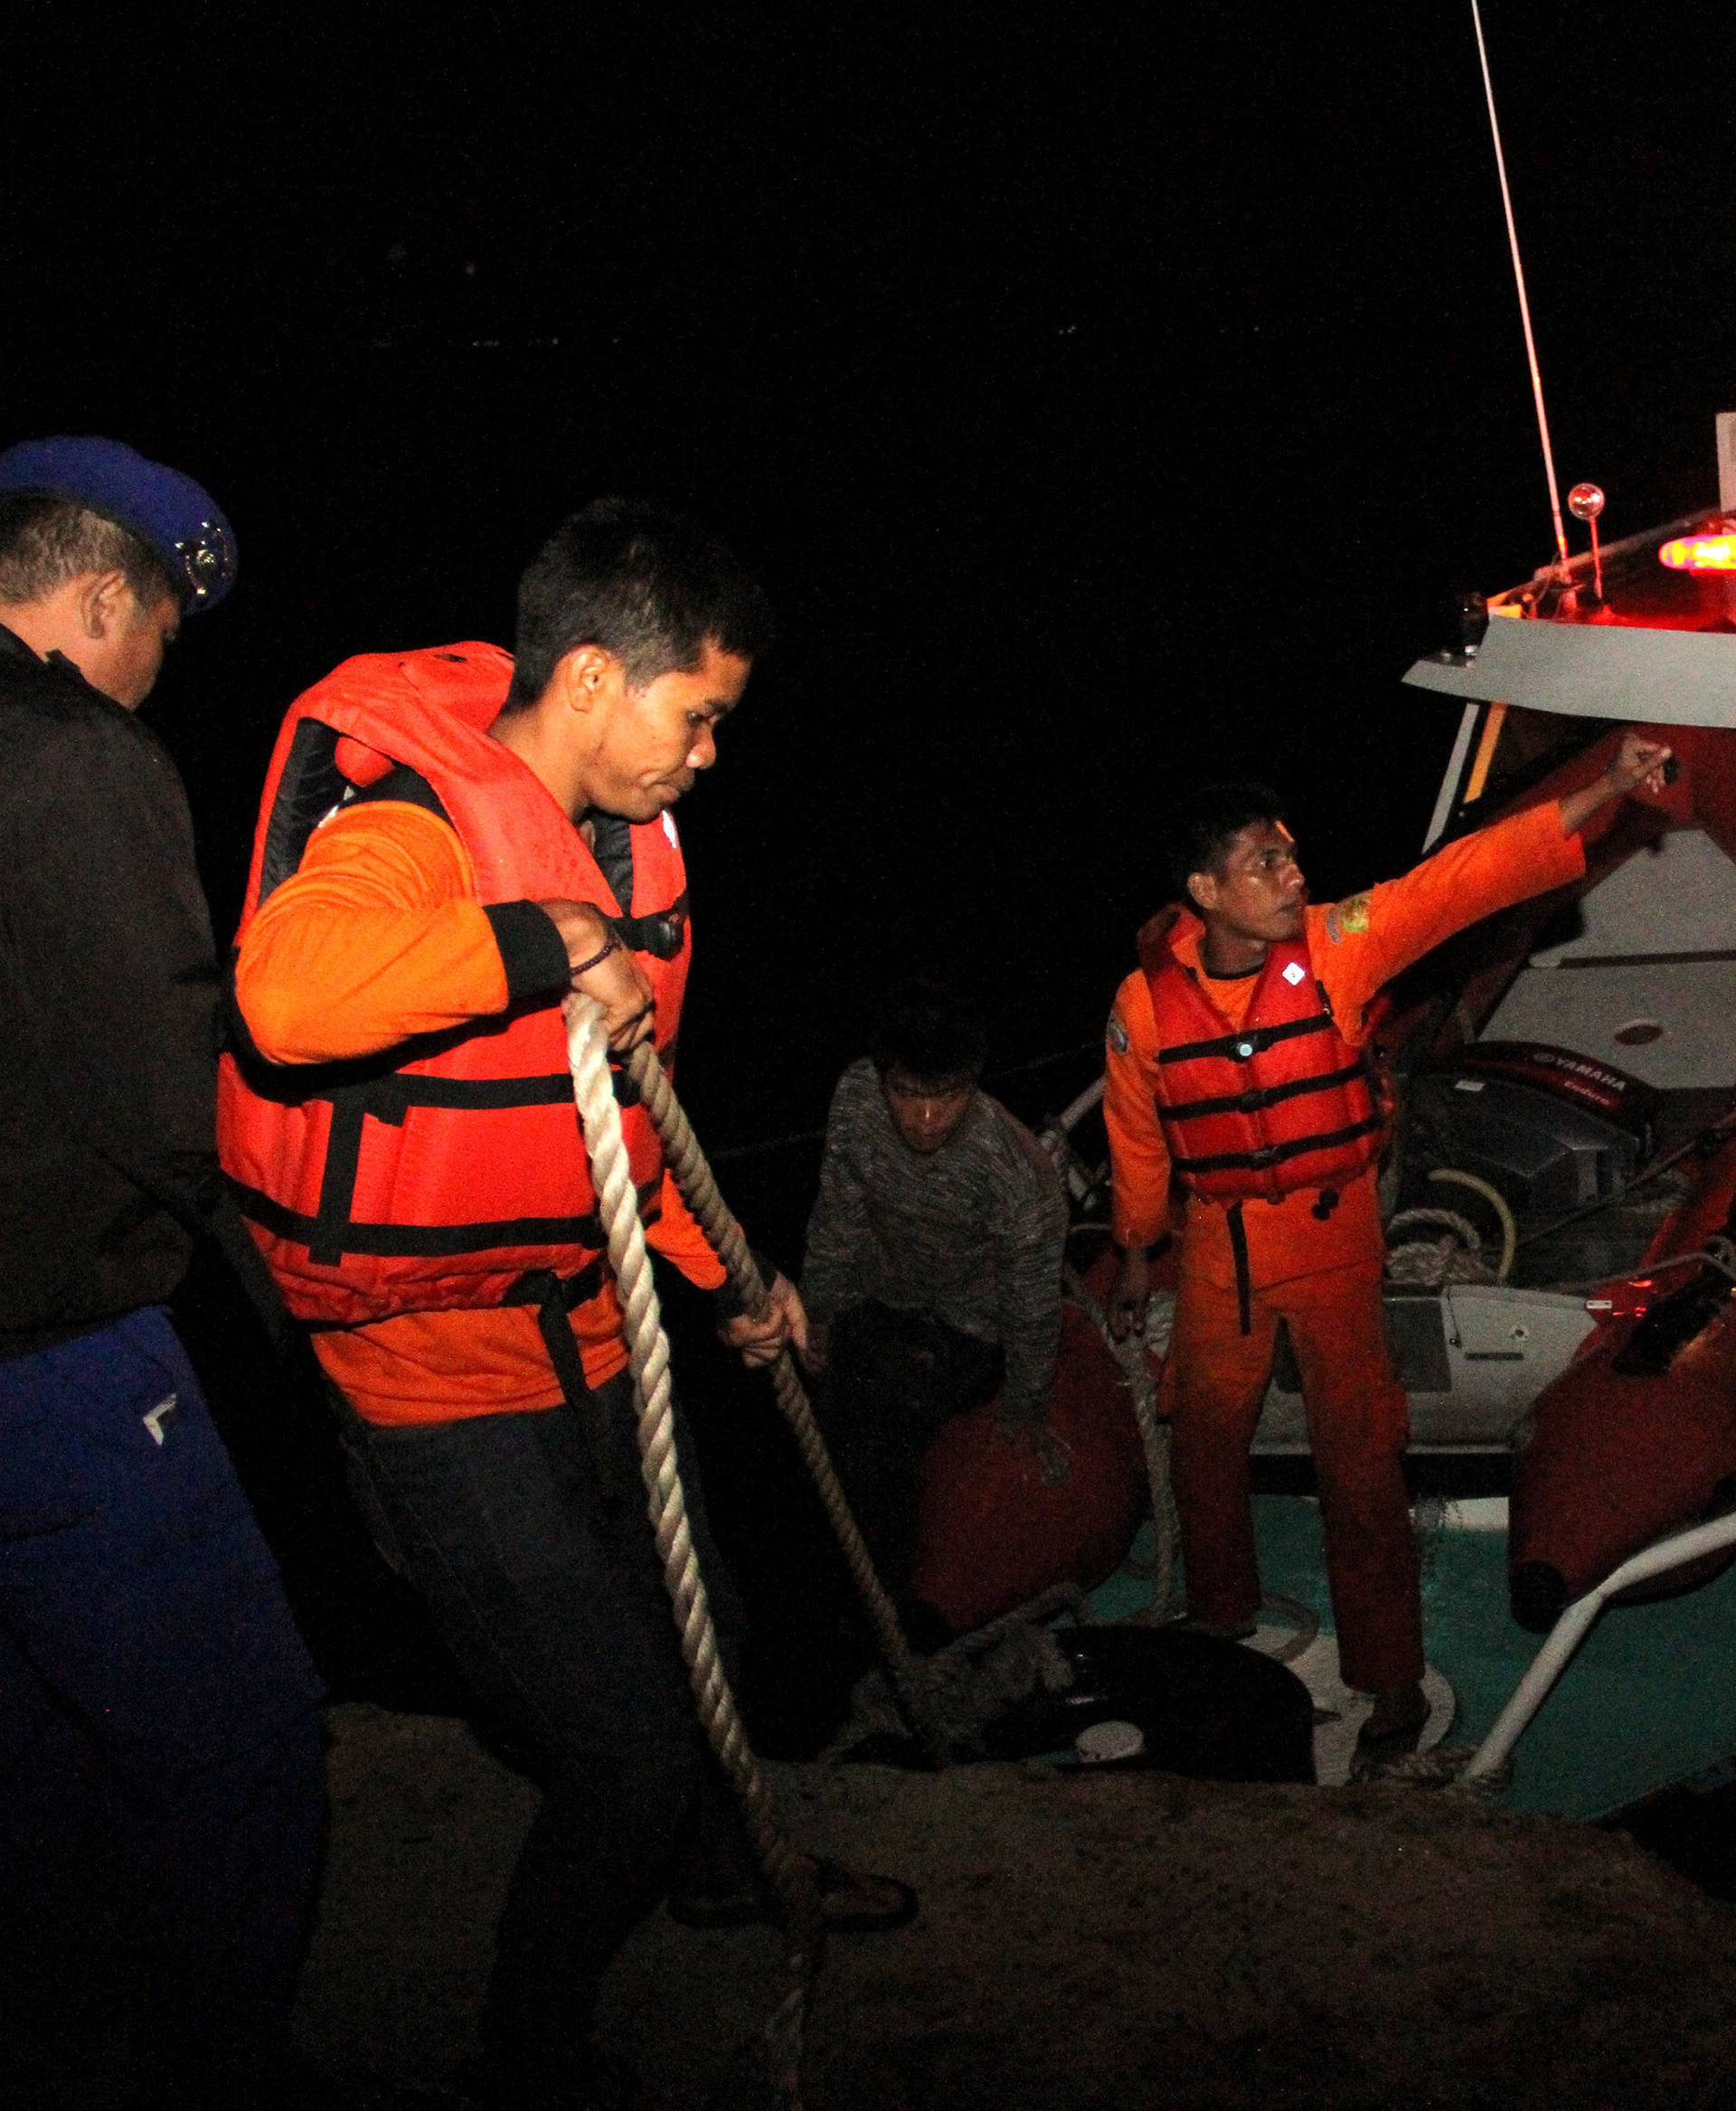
[1048,562,1736,1457]
[775,0,1736,1815]
[1001,457,1736,1802]
[1397,504,1736,1596]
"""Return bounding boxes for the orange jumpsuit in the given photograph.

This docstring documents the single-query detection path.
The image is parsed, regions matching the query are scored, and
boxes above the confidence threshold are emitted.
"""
[232,797,727,1425]
[1104,800,1584,1691]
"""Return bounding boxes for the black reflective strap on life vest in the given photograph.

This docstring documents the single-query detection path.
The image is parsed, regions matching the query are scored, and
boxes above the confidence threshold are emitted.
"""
[230,1170,610,1265]
[504,1266,618,1510]
[1156,1011,1334,1067]
[348,763,450,823]
[259,720,351,905]
[227,1062,660,1266]
[310,1090,372,1265]
[1157,1059,1370,1126]
[1227,1202,1251,1336]
[1169,1114,1383,1182]
[301,1072,587,1265]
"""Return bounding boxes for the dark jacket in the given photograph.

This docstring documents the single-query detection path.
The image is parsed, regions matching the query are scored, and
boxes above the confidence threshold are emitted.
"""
[0,623,222,1355]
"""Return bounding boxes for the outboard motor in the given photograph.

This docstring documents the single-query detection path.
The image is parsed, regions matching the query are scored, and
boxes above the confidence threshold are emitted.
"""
[1399,1041,1656,1245]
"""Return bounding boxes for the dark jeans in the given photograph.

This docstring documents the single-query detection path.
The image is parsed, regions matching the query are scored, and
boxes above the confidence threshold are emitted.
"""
[0,1308,325,2109]
[334,1371,750,2073]
[818,1301,1003,1599]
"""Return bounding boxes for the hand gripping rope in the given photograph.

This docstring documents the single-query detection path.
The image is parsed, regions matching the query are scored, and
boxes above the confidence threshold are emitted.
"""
[564,1001,951,2103]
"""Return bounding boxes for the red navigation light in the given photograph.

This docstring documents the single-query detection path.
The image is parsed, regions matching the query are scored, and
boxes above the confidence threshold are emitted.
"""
[1585,1277,1653,1322]
[1659,533,1736,571]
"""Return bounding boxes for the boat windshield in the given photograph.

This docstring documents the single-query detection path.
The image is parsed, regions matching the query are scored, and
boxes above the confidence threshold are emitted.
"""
[1438,701,1614,844]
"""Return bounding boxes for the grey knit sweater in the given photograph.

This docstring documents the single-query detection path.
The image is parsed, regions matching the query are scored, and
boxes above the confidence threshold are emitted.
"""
[799,1059,1069,1424]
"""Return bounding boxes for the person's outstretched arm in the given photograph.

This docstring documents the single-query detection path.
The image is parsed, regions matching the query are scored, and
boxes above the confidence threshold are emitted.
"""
[1317,729,1673,1032]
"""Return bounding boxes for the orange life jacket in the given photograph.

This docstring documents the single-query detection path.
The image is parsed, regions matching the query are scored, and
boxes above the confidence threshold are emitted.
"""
[216,641,689,1331]
[1139,908,1383,1207]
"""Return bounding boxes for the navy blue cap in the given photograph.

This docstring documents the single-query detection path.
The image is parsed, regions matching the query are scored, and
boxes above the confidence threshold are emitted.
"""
[0,435,237,614]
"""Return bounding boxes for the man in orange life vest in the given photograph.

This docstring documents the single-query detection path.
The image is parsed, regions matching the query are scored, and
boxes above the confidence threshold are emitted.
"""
[219,500,906,2107]
[1103,730,1671,1759]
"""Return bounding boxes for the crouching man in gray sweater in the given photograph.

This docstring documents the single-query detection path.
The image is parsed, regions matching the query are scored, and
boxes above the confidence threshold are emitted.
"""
[799,980,1068,1617]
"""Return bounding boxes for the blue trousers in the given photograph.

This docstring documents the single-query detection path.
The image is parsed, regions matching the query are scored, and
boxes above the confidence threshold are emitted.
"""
[0,1308,324,2107]
[335,1372,749,2078]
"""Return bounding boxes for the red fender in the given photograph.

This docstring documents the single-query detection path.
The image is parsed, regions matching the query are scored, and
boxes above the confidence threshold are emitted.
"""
[1509,1122,1736,1626]
[908,1300,1147,1636]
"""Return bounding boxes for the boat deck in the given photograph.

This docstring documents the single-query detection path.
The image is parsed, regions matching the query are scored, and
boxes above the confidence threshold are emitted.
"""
[1090,1499,1736,1820]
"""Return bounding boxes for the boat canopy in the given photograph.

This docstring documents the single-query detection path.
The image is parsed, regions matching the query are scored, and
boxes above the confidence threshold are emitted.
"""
[1405,616,1736,730]
[1404,508,1736,731]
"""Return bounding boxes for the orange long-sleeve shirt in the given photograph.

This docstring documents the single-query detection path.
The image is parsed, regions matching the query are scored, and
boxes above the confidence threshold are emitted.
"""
[234,798,726,1424]
[1104,799,1587,1293]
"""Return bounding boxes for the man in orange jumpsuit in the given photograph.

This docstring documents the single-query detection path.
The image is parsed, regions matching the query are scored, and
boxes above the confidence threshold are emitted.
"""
[1104,730,1671,1760]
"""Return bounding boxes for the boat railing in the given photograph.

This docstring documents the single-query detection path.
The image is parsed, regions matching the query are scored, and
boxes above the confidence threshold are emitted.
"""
[1460,1506,1736,1786]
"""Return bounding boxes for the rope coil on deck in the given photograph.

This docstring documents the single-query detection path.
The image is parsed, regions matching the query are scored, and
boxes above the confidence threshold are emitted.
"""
[1384,1206,1500,1287]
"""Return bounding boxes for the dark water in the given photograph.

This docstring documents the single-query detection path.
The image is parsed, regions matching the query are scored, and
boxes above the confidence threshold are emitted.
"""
[13,14,1731,1087]
[12,14,1731,1153]
[11,11,1736,1804]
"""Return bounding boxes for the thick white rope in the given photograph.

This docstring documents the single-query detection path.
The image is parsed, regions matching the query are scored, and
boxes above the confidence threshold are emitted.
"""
[1423,1168,1516,1278]
[1385,1206,1499,1289]
[565,1002,816,2108]
[617,1037,954,1768]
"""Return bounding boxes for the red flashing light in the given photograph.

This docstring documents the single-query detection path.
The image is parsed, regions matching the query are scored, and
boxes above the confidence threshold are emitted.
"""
[1659,533,1736,572]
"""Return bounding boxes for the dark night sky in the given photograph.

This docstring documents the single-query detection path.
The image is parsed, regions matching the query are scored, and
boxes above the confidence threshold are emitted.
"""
[6,5,1736,1173]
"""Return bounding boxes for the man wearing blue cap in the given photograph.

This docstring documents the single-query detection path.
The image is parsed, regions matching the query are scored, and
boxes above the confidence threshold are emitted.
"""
[0,438,326,2107]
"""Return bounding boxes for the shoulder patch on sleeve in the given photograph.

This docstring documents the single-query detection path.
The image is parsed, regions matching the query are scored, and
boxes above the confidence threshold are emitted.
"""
[1106,1008,1129,1055]
[1326,891,1371,942]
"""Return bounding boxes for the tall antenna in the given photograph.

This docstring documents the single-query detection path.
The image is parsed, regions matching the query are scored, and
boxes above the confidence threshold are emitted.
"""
[1471,0,1568,567]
